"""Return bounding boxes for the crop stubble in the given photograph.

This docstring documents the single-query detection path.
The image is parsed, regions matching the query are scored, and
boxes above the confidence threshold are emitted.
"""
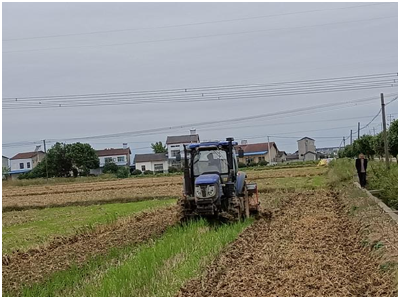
[179,190,396,297]
[2,206,179,295]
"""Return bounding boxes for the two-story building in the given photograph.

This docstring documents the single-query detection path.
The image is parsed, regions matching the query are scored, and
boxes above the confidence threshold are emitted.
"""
[297,137,317,161]
[234,141,279,165]
[9,151,46,180]
[166,130,200,168]
[134,153,169,173]
[90,145,131,175]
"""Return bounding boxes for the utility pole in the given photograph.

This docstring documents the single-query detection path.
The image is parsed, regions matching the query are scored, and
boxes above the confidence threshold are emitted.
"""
[43,140,49,181]
[343,136,346,147]
[357,122,360,139]
[350,130,353,145]
[267,136,272,165]
[381,93,390,169]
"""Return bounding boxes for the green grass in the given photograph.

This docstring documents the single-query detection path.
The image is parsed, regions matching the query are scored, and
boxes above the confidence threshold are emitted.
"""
[17,219,252,297]
[328,158,398,209]
[2,199,176,254]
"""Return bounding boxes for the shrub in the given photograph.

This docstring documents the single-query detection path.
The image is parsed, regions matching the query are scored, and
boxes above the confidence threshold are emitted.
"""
[116,167,130,178]
[238,162,246,168]
[103,162,119,174]
[258,160,268,166]
[247,162,258,167]
[168,167,179,173]
[131,169,142,176]
[143,170,153,175]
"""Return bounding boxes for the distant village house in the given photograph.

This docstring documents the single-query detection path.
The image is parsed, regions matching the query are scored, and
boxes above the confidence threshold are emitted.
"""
[235,141,279,165]
[8,151,46,180]
[134,153,168,173]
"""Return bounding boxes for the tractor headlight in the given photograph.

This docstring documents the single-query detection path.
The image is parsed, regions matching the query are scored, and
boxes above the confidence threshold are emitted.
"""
[206,185,216,197]
[195,186,202,198]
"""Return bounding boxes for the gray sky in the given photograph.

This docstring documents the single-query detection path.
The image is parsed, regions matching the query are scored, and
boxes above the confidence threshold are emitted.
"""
[2,2,398,159]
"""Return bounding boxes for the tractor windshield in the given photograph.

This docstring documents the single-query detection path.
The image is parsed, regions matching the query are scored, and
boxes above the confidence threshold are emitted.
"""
[193,149,229,176]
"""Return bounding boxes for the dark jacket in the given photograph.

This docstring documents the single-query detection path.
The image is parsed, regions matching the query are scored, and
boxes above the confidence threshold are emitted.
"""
[355,158,368,173]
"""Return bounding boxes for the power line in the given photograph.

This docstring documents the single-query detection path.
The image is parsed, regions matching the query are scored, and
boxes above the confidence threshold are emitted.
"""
[4,72,396,101]
[3,73,397,109]
[3,14,397,54]
[360,95,398,131]
[3,3,387,42]
[3,93,392,148]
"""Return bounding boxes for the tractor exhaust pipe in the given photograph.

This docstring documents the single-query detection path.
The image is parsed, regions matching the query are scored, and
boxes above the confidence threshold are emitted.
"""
[183,145,193,196]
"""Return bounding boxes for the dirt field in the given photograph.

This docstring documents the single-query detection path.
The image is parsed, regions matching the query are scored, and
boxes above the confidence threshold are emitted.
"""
[179,190,395,297]
[2,165,397,296]
[2,176,182,211]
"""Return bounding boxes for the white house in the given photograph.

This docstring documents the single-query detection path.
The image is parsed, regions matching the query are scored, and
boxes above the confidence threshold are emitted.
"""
[134,153,169,173]
[90,146,131,175]
[166,130,200,168]
[9,151,46,180]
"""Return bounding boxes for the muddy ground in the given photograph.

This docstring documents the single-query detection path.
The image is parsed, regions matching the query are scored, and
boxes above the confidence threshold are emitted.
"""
[2,206,179,295]
[179,190,396,297]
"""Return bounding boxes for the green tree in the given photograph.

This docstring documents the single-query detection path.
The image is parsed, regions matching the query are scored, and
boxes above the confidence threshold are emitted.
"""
[373,132,385,159]
[2,166,10,180]
[340,144,356,158]
[46,142,72,177]
[151,141,167,154]
[353,135,375,159]
[388,119,398,159]
[66,143,99,176]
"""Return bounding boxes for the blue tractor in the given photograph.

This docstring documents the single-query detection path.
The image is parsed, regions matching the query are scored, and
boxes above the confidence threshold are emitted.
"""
[177,137,260,222]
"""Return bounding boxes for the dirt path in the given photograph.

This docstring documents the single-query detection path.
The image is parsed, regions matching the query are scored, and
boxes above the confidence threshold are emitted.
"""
[179,190,396,297]
[2,206,179,295]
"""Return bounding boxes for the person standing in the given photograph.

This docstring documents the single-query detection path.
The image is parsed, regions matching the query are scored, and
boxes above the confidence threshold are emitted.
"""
[355,153,368,188]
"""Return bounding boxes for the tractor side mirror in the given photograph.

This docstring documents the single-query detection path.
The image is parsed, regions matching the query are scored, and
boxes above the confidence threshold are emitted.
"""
[176,153,181,162]
[238,149,244,158]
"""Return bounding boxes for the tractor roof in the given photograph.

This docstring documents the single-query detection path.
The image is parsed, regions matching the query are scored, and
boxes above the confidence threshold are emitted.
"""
[188,141,238,149]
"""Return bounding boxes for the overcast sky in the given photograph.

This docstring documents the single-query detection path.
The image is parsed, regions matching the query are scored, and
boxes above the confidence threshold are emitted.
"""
[2,2,398,159]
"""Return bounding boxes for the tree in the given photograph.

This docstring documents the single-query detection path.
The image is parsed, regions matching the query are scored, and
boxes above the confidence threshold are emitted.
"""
[388,119,398,159]
[353,135,375,159]
[339,144,356,158]
[373,132,385,159]
[151,141,167,154]
[46,142,72,177]
[2,166,10,180]
[66,143,99,176]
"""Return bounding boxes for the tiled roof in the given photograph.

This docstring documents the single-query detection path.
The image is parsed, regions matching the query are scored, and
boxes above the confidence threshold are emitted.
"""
[10,151,45,160]
[134,153,168,163]
[166,134,199,144]
[234,142,277,154]
[96,148,131,157]
[297,137,315,141]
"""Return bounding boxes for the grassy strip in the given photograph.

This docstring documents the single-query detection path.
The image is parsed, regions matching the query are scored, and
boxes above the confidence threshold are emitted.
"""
[3,172,184,188]
[328,158,398,209]
[18,219,252,297]
[2,195,174,212]
[2,199,176,254]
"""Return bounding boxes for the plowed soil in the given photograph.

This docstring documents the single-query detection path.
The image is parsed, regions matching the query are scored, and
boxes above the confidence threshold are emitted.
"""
[2,206,179,295]
[179,190,396,297]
